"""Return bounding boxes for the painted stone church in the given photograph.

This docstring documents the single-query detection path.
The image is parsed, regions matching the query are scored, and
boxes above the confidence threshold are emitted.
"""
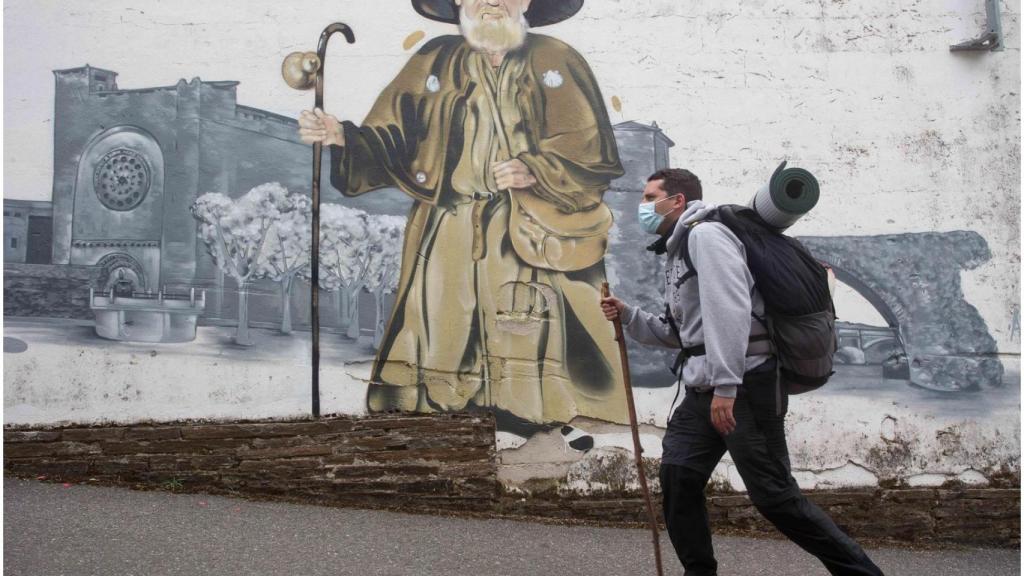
[42,65,329,326]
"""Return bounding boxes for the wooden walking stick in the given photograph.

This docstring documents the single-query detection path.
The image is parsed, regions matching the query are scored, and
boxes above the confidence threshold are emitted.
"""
[602,282,665,576]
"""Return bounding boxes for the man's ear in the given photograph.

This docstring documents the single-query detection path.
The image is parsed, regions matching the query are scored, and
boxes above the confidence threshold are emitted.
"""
[675,194,687,211]
[454,0,462,6]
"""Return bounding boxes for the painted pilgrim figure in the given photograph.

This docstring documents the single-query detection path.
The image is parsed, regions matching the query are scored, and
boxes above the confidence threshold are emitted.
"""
[299,0,627,429]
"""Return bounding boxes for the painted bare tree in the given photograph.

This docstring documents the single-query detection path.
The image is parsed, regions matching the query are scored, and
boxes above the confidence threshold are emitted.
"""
[259,193,312,334]
[364,214,405,349]
[191,182,289,345]
[319,203,371,339]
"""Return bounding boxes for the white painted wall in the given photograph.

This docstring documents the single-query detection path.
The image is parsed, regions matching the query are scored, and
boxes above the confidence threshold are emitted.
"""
[3,0,1019,490]
[3,320,372,426]
[4,0,1018,349]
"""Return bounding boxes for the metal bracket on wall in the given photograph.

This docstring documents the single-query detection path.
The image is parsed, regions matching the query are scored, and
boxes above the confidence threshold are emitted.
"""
[950,0,1004,52]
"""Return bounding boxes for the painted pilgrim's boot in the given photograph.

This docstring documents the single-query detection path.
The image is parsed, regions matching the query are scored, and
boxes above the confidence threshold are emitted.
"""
[560,425,595,452]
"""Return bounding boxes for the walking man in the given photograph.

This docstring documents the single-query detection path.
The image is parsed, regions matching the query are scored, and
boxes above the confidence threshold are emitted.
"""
[601,168,884,576]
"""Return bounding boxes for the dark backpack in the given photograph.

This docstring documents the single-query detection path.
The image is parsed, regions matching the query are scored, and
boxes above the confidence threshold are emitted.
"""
[678,204,837,394]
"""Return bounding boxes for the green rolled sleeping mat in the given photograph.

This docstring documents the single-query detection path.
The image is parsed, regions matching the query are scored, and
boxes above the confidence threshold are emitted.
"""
[748,160,820,230]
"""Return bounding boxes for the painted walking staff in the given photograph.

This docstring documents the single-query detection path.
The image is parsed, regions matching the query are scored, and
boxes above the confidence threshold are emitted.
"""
[298,0,628,430]
[282,22,356,417]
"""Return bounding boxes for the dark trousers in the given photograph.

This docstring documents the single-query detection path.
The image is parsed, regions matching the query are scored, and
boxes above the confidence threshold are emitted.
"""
[659,362,884,576]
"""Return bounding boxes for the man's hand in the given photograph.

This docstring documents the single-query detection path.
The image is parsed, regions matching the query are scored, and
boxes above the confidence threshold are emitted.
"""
[710,395,737,436]
[601,297,626,322]
[493,159,537,190]
[298,108,344,147]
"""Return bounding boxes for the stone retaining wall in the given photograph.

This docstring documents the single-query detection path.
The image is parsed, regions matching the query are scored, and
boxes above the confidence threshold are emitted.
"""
[4,415,1018,547]
[3,413,498,511]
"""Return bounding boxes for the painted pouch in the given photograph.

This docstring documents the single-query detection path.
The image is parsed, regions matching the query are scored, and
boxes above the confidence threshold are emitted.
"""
[508,189,612,272]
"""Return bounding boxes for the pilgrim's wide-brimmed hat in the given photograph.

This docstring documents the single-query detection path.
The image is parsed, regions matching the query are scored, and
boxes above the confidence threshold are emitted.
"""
[412,0,583,27]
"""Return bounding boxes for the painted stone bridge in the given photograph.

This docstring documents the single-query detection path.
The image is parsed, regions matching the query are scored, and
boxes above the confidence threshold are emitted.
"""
[799,231,1003,392]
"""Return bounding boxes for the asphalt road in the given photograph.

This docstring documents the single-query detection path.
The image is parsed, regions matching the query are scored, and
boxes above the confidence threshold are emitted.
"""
[4,478,1019,576]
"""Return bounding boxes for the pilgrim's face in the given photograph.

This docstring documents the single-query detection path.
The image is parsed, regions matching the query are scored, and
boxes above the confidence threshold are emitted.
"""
[456,0,532,22]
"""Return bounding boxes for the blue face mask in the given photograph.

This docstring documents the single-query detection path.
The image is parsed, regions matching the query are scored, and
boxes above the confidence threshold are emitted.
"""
[638,196,678,235]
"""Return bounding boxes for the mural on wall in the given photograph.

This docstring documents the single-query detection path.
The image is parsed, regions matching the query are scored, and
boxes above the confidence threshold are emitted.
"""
[314,0,630,431]
[1,0,1014,457]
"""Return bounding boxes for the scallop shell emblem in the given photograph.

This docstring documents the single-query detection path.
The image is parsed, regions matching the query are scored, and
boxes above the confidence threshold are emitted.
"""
[542,69,564,88]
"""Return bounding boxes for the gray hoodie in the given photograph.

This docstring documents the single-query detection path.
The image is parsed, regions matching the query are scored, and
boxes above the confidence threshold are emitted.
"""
[622,200,771,399]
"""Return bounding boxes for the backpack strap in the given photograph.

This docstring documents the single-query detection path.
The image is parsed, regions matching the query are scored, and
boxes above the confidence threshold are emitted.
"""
[663,304,686,375]
[667,335,772,376]
[673,220,705,288]
[665,295,772,376]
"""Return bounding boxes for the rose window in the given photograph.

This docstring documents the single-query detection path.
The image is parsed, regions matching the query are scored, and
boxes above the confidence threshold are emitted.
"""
[93,148,151,211]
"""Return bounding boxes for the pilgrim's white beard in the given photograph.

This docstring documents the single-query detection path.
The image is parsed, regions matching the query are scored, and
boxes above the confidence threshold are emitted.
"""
[459,5,529,53]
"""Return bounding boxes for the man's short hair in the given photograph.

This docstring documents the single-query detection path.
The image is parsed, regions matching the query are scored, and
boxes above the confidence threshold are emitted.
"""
[647,168,702,201]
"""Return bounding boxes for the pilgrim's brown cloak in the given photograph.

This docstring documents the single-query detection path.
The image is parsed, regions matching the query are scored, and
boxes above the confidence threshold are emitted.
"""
[330,33,628,425]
